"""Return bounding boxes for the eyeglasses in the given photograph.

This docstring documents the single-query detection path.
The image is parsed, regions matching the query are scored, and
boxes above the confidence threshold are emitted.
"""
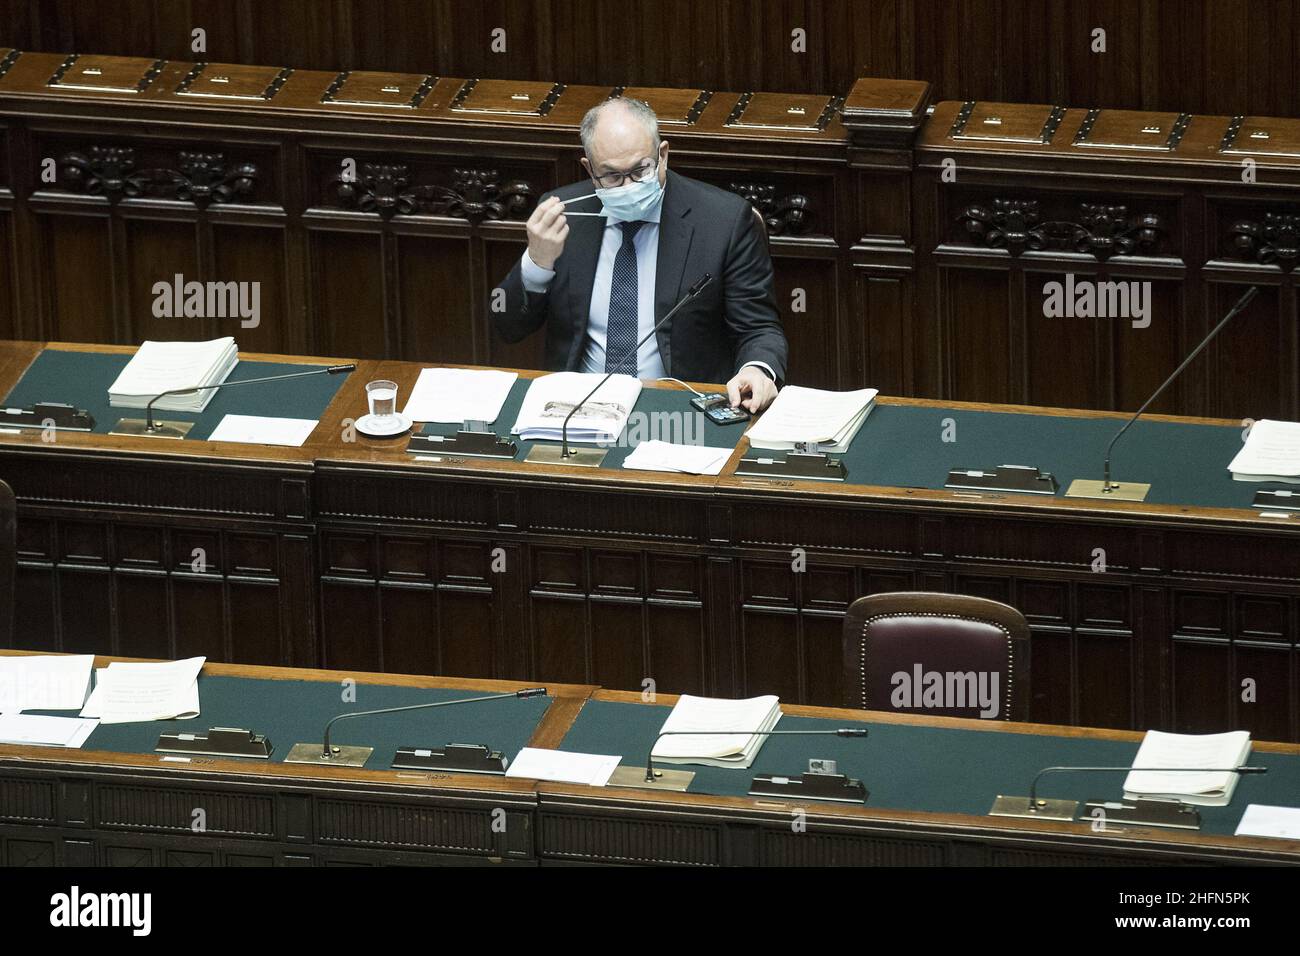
[590,155,660,189]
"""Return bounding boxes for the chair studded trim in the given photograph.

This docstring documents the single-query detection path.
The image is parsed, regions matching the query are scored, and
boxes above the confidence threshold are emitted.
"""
[858,612,1015,719]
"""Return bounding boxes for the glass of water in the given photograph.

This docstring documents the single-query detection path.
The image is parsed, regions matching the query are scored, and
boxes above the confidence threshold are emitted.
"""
[366,380,399,419]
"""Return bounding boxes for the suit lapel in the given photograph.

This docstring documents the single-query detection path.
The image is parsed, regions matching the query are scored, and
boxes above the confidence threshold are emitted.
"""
[653,172,694,376]
[565,213,605,370]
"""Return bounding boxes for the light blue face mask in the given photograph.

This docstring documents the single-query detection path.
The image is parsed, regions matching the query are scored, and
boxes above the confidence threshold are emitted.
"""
[595,173,665,222]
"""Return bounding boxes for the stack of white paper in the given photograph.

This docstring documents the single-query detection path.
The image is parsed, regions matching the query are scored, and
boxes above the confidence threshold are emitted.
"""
[1228,419,1300,483]
[108,338,239,412]
[1123,730,1253,806]
[505,747,621,786]
[745,386,878,452]
[80,657,204,725]
[511,372,642,444]
[403,368,518,423]
[0,714,98,748]
[623,440,733,475]
[651,695,782,769]
[0,654,94,712]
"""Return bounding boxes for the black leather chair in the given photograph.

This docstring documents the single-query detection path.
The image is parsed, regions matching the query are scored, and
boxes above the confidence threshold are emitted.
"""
[0,480,14,647]
[842,592,1030,721]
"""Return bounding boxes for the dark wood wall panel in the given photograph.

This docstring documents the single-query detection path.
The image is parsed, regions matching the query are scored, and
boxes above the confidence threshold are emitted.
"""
[6,1,1300,116]
[37,213,114,342]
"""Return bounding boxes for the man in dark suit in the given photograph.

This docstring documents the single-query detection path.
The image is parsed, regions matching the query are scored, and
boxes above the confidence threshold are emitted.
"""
[492,96,787,412]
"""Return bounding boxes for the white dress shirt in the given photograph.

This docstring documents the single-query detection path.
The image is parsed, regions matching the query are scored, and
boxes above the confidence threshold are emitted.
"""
[519,202,775,383]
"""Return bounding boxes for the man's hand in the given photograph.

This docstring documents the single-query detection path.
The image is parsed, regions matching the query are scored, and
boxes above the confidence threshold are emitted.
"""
[526,196,569,270]
[726,366,778,413]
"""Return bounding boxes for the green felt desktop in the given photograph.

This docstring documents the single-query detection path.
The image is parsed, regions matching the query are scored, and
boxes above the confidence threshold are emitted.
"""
[3,348,347,441]
[419,376,744,470]
[776,402,1257,510]
[36,676,551,768]
[557,699,1298,837]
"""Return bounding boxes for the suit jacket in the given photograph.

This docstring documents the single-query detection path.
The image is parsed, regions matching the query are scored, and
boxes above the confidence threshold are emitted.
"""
[493,170,788,385]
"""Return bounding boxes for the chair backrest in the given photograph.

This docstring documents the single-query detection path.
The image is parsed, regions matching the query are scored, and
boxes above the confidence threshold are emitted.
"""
[842,592,1030,721]
[0,479,14,647]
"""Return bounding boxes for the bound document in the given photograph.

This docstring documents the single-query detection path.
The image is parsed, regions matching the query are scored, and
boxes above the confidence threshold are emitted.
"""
[108,338,239,412]
[650,694,781,769]
[1123,730,1252,806]
[745,386,877,452]
[510,371,641,444]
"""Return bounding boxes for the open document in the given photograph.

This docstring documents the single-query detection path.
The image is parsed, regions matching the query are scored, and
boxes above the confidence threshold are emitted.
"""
[1228,419,1300,483]
[80,657,204,724]
[511,372,641,443]
[1123,730,1252,806]
[651,695,782,769]
[745,386,877,452]
[403,368,518,424]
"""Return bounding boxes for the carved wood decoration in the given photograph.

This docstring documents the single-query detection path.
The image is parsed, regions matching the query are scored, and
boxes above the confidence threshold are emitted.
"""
[727,182,813,235]
[1229,212,1300,269]
[958,199,1165,259]
[57,146,258,207]
[334,163,533,224]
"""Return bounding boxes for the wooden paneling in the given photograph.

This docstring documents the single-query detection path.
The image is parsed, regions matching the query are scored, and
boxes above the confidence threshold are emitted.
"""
[5,1,1300,117]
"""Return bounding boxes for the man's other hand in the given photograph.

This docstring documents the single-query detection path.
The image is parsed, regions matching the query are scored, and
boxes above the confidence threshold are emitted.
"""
[526,196,569,270]
[726,366,778,413]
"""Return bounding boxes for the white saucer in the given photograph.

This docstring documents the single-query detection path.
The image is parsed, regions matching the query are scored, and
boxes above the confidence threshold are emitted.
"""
[355,413,412,438]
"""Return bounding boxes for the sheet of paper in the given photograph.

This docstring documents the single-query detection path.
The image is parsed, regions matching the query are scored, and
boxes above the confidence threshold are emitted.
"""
[80,657,204,724]
[402,368,518,424]
[1228,419,1300,478]
[207,414,318,447]
[505,747,621,786]
[0,713,99,748]
[1236,804,1300,839]
[0,654,94,712]
[623,440,733,475]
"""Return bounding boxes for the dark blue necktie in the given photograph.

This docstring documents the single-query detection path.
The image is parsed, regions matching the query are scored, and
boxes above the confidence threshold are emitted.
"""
[605,220,645,374]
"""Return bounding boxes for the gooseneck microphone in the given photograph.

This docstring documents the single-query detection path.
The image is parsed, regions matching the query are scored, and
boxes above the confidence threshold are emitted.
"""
[555,273,715,460]
[111,362,357,439]
[1067,286,1259,500]
[139,364,357,433]
[643,726,867,782]
[318,687,547,760]
[1026,764,1268,810]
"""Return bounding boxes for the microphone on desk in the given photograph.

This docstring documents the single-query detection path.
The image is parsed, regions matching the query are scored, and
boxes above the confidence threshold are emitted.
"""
[524,273,715,467]
[1065,286,1259,501]
[991,763,1267,829]
[607,726,867,791]
[284,686,547,768]
[110,363,357,440]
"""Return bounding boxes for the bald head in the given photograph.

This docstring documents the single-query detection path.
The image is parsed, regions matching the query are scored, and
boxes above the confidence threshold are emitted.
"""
[579,97,668,188]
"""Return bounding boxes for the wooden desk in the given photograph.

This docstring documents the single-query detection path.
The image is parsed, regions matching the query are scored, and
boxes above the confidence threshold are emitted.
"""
[536,691,1300,867]
[3,340,1298,742]
[1,653,1295,867]
[0,651,595,866]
